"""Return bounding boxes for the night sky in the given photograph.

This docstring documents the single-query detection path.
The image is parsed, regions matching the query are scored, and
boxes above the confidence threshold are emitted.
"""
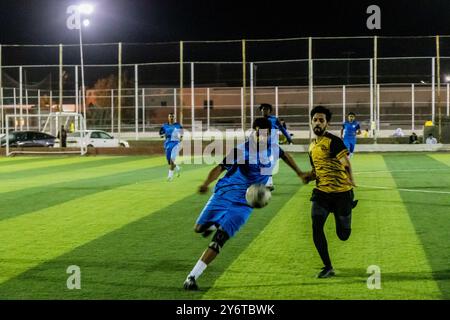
[0,0,449,44]
[1,0,450,87]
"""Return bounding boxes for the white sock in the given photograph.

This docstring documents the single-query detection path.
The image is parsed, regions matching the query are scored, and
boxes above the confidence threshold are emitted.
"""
[175,165,180,172]
[168,170,174,178]
[188,260,208,280]
[266,176,273,186]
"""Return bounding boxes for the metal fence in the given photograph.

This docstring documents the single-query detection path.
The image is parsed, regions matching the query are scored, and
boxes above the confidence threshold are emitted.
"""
[1,36,450,139]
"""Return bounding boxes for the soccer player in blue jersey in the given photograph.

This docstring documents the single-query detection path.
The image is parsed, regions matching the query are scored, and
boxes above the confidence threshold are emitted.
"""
[340,112,361,158]
[183,117,308,290]
[259,103,293,191]
[159,113,183,181]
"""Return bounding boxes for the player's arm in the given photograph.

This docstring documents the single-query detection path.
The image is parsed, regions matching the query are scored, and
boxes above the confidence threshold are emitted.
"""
[331,136,356,186]
[339,155,356,187]
[279,149,308,184]
[159,126,165,138]
[198,165,226,193]
[356,123,361,135]
[277,119,293,144]
[199,147,237,193]
[340,125,344,139]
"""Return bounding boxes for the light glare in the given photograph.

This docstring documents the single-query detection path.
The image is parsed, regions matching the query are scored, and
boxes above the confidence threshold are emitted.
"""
[79,4,94,14]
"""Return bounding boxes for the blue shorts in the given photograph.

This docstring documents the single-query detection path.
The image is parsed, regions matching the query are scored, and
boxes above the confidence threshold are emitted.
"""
[165,142,180,164]
[343,139,356,154]
[195,191,252,238]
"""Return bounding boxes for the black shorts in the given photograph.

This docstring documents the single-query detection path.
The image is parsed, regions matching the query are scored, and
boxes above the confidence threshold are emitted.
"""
[310,188,354,217]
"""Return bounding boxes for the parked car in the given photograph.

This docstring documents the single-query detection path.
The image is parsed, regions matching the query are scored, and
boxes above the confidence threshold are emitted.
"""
[0,131,56,148]
[66,130,130,148]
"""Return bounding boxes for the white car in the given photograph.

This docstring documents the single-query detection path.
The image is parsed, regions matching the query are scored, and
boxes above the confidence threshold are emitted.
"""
[67,130,130,148]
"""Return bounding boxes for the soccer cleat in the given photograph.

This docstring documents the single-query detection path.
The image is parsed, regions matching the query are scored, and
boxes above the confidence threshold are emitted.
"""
[183,276,198,290]
[317,266,335,278]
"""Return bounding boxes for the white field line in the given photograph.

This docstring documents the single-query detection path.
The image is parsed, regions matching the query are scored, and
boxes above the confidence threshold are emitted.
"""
[358,184,450,195]
[354,168,450,175]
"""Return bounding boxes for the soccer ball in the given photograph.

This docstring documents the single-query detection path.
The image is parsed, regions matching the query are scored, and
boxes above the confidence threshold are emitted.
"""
[245,184,271,208]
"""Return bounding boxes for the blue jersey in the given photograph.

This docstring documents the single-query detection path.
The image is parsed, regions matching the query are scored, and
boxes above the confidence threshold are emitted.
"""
[159,123,183,148]
[266,115,292,144]
[214,141,284,204]
[342,121,360,140]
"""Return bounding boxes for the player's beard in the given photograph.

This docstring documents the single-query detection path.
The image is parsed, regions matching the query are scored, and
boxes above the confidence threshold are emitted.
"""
[313,126,325,136]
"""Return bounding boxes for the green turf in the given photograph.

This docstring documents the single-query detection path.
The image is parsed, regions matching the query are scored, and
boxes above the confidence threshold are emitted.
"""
[0,153,448,299]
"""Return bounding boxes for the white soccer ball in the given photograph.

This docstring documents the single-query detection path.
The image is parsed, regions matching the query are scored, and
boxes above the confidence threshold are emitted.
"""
[246,184,272,208]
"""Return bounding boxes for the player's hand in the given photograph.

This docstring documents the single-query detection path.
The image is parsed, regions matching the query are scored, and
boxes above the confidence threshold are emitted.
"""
[198,184,209,194]
[298,171,313,184]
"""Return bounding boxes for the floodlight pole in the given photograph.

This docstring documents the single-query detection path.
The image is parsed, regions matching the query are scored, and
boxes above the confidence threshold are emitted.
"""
[79,26,87,130]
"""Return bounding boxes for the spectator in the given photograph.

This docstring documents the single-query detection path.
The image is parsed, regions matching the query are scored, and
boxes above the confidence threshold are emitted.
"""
[393,128,405,137]
[426,133,437,145]
[58,125,67,148]
[409,132,419,144]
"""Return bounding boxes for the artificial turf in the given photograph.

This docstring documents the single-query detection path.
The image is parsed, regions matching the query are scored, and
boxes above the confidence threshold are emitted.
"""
[0,153,448,299]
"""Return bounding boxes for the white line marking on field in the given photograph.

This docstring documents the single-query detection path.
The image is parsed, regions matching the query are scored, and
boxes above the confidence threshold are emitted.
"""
[354,168,450,175]
[358,184,450,195]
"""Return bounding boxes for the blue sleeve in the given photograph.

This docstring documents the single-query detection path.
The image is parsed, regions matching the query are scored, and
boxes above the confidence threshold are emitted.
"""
[356,122,361,130]
[276,119,292,143]
[159,126,165,136]
[220,148,238,170]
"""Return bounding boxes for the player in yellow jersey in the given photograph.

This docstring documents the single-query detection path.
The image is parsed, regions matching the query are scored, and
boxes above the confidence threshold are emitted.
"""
[304,105,358,278]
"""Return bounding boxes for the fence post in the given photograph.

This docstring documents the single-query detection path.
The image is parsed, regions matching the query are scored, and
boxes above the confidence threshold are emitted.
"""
[250,62,254,126]
[308,37,313,140]
[19,66,23,131]
[142,88,145,134]
[412,84,415,131]
[111,89,114,134]
[275,86,279,118]
[38,89,41,131]
[135,64,139,140]
[191,62,195,134]
[242,39,246,131]
[207,87,210,131]
[342,85,346,123]
[432,57,435,124]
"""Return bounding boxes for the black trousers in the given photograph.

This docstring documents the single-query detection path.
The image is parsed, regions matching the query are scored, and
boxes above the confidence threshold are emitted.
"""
[310,189,354,268]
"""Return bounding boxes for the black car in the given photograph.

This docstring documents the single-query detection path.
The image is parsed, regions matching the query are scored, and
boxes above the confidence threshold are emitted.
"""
[0,131,56,147]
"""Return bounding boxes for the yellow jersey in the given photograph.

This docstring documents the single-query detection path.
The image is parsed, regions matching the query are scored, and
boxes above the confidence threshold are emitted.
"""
[309,132,352,193]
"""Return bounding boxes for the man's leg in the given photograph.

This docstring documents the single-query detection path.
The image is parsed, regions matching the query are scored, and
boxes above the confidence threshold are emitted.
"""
[334,191,353,241]
[184,227,230,290]
[311,201,335,278]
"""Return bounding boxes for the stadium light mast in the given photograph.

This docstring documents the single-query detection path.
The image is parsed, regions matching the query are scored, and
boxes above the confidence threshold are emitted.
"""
[66,3,94,129]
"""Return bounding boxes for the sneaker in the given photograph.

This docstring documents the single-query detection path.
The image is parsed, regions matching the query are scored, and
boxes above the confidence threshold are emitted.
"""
[183,276,198,290]
[317,266,335,278]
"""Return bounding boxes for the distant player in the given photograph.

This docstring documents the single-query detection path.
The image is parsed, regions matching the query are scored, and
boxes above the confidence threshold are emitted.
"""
[304,105,358,278]
[340,112,361,158]
[259,103,293,191]
[183,118,308,290]
[159,113,183,181]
